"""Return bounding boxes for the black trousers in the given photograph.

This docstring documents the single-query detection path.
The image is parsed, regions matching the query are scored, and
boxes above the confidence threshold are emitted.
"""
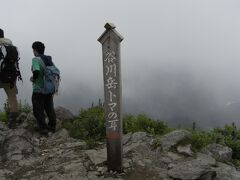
[32,92,56,130]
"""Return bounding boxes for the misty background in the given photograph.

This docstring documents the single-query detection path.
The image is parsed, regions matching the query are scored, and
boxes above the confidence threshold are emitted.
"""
[1,0,240,129]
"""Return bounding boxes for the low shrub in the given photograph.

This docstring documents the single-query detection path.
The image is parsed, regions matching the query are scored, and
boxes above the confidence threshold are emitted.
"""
[0,110,7,123]
[63,106,105,147]
[123,114,171,135]
[63,106,171,147]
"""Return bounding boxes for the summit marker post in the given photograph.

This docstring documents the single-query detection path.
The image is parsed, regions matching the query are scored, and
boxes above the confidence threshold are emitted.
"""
[98,23,123,172]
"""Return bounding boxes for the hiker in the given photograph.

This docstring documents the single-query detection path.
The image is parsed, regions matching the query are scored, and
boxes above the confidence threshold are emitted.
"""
[31,41,59,135]
[0,28,21,128]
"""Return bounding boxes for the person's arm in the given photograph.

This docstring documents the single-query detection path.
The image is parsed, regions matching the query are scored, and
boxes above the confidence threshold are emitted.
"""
[31,58,41,81]
[32,70,40,81]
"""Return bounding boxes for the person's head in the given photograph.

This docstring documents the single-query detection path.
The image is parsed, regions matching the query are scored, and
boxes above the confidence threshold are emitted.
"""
[0,29,4,38]
[32,41,45,56]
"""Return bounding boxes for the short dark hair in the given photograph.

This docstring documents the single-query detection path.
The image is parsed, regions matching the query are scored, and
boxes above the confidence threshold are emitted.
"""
[32,41,45,54]
[0,29,4,38]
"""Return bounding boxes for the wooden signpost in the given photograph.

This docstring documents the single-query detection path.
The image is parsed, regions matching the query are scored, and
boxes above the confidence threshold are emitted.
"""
[98,23,123,172]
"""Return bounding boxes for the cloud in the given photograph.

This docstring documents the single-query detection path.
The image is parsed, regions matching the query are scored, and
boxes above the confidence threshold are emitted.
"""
[1,0,240,128]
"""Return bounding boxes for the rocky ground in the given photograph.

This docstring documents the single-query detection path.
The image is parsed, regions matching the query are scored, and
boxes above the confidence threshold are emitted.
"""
[1,107,240,180]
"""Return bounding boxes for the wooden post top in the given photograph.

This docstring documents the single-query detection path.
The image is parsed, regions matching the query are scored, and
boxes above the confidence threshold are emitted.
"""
[98,23,123,44]
[104,23,116,30]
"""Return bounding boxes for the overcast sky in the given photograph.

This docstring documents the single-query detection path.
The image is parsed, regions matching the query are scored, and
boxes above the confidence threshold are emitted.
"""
[1,0,240,128]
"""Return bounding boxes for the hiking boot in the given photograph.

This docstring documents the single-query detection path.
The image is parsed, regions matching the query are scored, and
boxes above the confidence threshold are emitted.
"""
[47,126,56,133]
[7,112,18,129]
[39,128,49,135]
[34,126,49,135]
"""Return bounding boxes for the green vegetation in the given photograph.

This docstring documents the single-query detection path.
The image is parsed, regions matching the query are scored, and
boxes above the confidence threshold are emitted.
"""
[213,123,240,160]
[18,100,32,114]
[0,100,9,123]
[190,131,217,151]
[0,99,32,123]
[190,123,240,165]
[62,105,171,147]
[62,105,240,166]
[63,106,105,148]
[123,114,171,135]
[0,110,7,123]
[1,100,240,165]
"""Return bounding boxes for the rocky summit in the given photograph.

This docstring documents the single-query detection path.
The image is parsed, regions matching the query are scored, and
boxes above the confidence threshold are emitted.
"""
[0,108,240,180]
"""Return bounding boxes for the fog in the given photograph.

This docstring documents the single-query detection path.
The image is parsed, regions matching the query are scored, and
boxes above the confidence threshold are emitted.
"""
[1,0,240,129]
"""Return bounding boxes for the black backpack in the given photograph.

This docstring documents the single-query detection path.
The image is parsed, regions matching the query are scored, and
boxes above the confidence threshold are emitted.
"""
[0,45,22,86]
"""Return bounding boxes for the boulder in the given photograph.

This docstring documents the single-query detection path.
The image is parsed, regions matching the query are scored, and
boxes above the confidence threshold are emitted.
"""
[123,132,152,156]
[177,144,193,156]
[2,110,240,180]
[0,122,7,131]
[55,106,75,120]
[160,130,191,151]
[84,148,107,165]
[213,162,240,180]
[168,153,216,179]
[131,132,149,143]
[201,143,232,162]
[1,128,34,163]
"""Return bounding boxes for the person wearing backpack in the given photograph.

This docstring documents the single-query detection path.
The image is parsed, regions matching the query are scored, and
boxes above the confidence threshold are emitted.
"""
[0,28,20,129]
[31,41,59,135]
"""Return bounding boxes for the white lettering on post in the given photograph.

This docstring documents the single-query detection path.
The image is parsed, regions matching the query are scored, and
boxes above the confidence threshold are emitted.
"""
[104,49,119,131]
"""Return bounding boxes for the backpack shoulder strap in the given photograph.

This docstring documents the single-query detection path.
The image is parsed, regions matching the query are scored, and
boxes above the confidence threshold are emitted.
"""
[37,57,46,71]
[0,45,6,60]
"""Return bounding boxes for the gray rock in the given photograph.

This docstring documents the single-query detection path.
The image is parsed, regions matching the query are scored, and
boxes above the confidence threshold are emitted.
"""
[0,169,13,180]
[126,166,168,180]
[0,122,7,131]
[123,132,152,157]
[131,132,149,143]
[0,131,6,144]
[55,106,75,120]
[166,152,183,161]
[51,128,70,140]
[196,153,216,166]
[160,130,191,151]
[201,143,232,162]
[123,162,130,169]
[64,141,87,150]
[17,112,36,130]
[63,160,86,173]
[2,110,240,180]
[87,171,98,179]
[123,142,141,154]
[18,157,40,167]
[155,155,172,169]
[213,162,240,180]
[168,153,216,179]
[16,112,27,123]
[136,159,146,167]
[85,148,107,165]
[122,133,132,145]
[54,107,75,131]
[177,144,193,156]
[143,158,152,165]
[153,167,169,179]
[2,128,34,162]
[199,171,217,180]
